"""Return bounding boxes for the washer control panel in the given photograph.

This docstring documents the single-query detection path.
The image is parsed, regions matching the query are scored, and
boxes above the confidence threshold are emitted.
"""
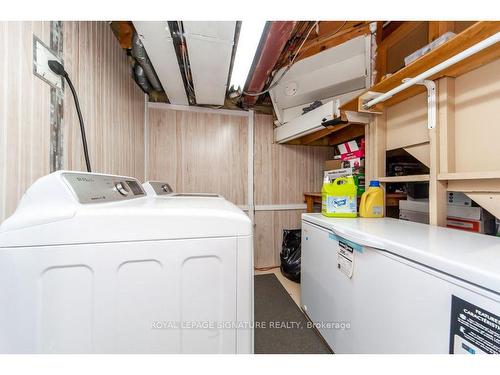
[114,182,130,196]
[62,172,146,204]
[147,181,174,196]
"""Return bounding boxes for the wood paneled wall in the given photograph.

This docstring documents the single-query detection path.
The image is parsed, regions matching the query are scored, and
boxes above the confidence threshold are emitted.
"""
[63,22,145,177]
[254,114,330,205]
[0,22,52,221]
[147,107,248,205]
[0,21,145,222]
[253,114,331,267]
[146,109,331,268]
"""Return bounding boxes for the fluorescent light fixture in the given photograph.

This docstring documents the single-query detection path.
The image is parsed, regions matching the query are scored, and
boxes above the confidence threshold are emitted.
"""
[230,21,267,91]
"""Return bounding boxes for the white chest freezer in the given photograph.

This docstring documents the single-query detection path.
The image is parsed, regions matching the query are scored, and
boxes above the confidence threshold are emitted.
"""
[0,171,253,354]
[301,214,500,354]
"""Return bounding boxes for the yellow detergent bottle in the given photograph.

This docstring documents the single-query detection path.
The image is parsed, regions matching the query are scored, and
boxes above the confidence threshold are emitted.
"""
[322,176,358,218]
[359,180,384,218]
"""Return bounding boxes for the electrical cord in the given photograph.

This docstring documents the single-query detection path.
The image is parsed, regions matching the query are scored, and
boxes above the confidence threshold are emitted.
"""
[66,76,92,173]
[177,21,196,96]
[48,60,92,173]
[295,20,347,57]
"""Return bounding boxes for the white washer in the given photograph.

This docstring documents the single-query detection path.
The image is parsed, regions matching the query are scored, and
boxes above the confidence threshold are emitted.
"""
[142,180,223,199]
[0,171,253,353]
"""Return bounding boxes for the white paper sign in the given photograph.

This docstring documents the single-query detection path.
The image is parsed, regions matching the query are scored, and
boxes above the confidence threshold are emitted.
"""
[337,240,354,278]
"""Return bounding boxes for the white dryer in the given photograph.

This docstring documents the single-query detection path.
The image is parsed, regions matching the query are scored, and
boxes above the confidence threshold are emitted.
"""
[0,171,253,353]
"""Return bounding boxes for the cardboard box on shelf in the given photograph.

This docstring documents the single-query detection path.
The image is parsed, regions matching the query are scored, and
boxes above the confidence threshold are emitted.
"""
[399,210,430,224]
[447,205,496,234]
[336,138,365,195]
[404,32,456,66]
[324,168,353,183]
[336,138,365,156]
[399,199,429,213]
[397,196,496,235]
[337,140,359,155]
[399,199,430,224]
[325,159,342,171]
[340,155,364,176]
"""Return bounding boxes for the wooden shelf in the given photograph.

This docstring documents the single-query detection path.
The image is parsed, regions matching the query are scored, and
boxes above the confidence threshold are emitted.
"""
[438,171,500,181]
[378,174,430,183]
[303,192,406,213]
[340,21,500,113]
[285,122,365,146]
[386,193,407,207]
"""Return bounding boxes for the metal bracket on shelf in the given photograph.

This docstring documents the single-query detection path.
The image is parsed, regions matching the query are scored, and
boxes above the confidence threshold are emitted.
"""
[402,78,437,130]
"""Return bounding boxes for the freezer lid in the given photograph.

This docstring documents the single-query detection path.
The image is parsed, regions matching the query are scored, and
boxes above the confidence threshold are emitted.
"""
[302,213,500,294]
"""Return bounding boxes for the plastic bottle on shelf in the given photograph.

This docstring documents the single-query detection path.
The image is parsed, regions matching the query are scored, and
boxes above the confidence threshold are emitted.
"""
[321,176,358,218]
[359,180,384,218]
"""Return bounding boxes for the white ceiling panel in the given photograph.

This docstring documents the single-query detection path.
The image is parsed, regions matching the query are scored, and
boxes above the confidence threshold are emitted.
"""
[183,21,237,105]
[133,21,189,105]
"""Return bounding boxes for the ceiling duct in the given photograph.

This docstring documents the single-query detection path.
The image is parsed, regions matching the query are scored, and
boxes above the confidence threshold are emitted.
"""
[183,21,237,105]
[133,21,189,105]
[133,63,152,93]
[131,33,163,92]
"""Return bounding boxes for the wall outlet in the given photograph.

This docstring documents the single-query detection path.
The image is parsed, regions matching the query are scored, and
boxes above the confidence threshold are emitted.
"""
[33,35,63,90]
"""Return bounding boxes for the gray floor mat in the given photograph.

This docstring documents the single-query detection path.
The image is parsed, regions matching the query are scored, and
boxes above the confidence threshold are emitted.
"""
[254,273,332,354]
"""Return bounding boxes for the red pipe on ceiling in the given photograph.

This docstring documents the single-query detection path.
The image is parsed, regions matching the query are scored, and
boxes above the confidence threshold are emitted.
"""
[243,21,297,106]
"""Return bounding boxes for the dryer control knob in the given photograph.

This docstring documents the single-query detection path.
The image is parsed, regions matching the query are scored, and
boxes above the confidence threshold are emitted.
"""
[115,182,129,196]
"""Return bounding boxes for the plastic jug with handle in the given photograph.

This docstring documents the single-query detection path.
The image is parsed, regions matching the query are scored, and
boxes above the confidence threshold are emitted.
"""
[321,176,357,218]
[359,180,384,218]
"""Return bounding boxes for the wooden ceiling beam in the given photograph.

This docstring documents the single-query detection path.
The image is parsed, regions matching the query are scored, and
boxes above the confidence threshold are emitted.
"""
[327,124,365,146]
[110,21,135,49]
[290,22,371,64]
[381,21,404,40]
[297,123,350,145]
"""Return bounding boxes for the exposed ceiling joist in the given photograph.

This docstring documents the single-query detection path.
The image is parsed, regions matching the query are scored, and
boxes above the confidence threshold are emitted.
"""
[294,21,371,62]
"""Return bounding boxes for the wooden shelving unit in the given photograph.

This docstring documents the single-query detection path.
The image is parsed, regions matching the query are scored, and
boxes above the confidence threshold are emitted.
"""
[378,175,430,183]
[303,192,407,213]
[438,171,500,181]
[296,23,500,147]
[292,22,500,227]
[356,21,500,227]
[340,21,500,114]
[285,122,365,146]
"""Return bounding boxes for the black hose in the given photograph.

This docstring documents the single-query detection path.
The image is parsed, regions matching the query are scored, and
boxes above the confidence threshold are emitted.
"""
[65,75,92,173]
